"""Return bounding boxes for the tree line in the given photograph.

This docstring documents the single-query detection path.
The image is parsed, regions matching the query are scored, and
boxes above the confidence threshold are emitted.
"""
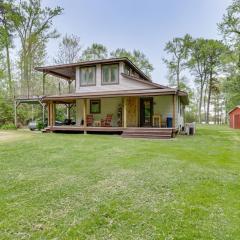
[0,0,239,127]
[163,0,240,124]
[0,0,153,126]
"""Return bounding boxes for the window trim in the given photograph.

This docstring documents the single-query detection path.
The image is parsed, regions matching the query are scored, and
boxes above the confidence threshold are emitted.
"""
[90,99,101,114]
[101,63,119,85]
[79,66,97,87]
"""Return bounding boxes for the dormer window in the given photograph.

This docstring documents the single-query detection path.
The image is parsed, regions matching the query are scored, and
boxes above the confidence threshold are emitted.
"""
[102,64,119,85]
[80,66,96,86]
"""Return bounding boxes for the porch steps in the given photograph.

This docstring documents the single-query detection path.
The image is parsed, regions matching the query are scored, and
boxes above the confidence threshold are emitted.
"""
[121,128,173,139]
[42,127,52,133]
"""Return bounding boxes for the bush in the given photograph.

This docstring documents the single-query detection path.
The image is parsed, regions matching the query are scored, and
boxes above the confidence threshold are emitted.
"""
[0,123,17,130]
[36,120,44,130]
[0,98,14,125]
[185,111,197,123]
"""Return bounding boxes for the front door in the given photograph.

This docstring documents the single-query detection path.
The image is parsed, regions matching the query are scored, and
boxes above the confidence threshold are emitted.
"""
[140,97,153,127]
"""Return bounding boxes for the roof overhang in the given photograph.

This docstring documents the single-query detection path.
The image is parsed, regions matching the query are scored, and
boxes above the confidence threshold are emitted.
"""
[35,58,151,81]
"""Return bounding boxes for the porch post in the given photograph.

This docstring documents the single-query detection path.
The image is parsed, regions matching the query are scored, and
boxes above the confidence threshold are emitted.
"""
[172,94,176,128]
[42,103,45,124]
[83,99,87,133]
[123,97,127,128]
[48,101,55,127]
[52,102,56,126]
[48,102,52,127]
[67,105,71,119]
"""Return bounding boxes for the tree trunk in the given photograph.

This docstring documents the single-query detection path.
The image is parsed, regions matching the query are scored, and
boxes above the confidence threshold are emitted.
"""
[198,82,204,123]
[5,43,13,97]
[21,47,29,98]
[217,96,220,124]
[206,74,212,124]
[214,96,216,125]
[203,82,208,122]
[2,15,13,97]
[176,59,180,89]
[24,54,29,98]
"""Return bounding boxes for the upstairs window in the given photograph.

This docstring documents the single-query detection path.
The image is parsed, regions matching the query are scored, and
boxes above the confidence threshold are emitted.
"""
[80,67,96,86]
[102,64,119,84]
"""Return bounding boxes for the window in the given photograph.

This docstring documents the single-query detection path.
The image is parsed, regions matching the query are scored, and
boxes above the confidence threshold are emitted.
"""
[90,100,101,114]
[80,67,96,86]
[102,64,119,84]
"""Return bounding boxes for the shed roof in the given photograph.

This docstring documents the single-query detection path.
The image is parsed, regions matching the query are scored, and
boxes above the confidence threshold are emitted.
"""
[228,106,240,114]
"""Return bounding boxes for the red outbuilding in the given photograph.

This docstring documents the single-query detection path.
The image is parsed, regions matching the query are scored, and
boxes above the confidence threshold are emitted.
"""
[229,106,240,129]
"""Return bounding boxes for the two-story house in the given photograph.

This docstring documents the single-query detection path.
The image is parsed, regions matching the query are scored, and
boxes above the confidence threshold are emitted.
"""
[35,58,188,138]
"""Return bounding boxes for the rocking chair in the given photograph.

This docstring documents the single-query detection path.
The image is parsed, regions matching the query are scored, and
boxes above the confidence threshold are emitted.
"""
[86,114,94,126]
[101,114,113,127]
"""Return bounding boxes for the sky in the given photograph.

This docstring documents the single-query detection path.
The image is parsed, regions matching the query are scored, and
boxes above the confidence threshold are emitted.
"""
[43,0,232,85]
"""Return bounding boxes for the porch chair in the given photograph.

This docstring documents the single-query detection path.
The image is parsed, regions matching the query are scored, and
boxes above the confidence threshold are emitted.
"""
[86,114,94,126]
[101,114,113,127]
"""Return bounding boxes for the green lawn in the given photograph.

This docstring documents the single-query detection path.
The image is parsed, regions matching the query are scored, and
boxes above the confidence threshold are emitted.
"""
[0,125,240,239]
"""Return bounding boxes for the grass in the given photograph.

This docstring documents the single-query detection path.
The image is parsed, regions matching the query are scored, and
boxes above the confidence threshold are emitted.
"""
[0,125,240,239]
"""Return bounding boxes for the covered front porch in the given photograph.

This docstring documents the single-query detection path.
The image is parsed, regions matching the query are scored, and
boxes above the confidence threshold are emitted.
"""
[45,95,178,127]
[43,92,183,138]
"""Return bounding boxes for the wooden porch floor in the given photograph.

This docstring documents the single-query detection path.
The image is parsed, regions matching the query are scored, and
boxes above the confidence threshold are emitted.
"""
[46,126,124,132]
[44,126,177,139]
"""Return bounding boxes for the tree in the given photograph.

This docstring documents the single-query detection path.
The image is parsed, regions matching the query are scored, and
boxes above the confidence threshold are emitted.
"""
[11,0,63,97]
[0,0,15,97]
[188,38,210,122]
[205,40,226,123]
[223,75,240,110]
[211,82,223,124]
[53,34,82,118]
[163,34,192,89]
[184,85,198,123]
[218,0,240,45]
[82,43,108,61]
[219,0,240,112]
[111,48,154,77]
[54,34,82,64]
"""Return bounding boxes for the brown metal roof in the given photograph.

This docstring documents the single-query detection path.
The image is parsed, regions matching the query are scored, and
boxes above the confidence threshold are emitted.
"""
[42,88,188,104]
[35,57,151,81]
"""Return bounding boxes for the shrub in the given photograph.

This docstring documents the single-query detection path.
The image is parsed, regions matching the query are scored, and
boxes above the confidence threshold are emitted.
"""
[185,111,197,123]
[0,123,17,130]
[36,120,44,130]
[0,98,14,125]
